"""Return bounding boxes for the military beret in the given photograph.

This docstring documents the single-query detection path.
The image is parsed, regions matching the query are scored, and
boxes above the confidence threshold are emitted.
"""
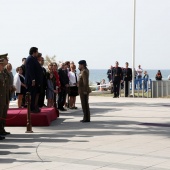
[0,58,4,64]
[0,53,8,60]
[78,60,87,65]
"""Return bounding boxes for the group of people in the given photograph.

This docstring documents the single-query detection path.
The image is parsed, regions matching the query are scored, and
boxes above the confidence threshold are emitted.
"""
[107,62,151,97]
[107,62,166,97]
[107,61,133,97]
[0,47,91,140]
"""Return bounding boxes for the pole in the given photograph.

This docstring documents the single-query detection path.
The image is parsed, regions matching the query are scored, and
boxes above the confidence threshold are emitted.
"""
[25,92,33,133]
[132,0,136,97]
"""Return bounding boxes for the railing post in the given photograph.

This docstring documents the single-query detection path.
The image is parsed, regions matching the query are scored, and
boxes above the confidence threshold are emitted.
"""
[137,81,139,97]
[161,81,163,98]
[147,80,149,98]
[151,80,153,98]
[25,92,33,133]
[157,81,159,98]
[142,80,144,98]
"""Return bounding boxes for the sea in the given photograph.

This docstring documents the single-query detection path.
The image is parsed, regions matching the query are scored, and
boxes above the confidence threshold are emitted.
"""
[88,69,170,84]
[12,69,170,85]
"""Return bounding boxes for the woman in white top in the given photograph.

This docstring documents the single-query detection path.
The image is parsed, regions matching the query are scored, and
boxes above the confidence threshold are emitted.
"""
[14,67,26,108]
[68,64,79,109]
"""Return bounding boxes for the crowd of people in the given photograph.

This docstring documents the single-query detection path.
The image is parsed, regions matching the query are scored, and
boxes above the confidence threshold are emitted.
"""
[106,62,165,97]
[106,62,148,97]
[0,47,91,140]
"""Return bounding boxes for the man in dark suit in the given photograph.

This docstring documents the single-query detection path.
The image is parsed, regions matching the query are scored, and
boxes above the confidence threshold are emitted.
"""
[25,47,42,113]
[112,61,123,98]
[123,62,132,97]
[38,57,47,107]
[58,63,69,111]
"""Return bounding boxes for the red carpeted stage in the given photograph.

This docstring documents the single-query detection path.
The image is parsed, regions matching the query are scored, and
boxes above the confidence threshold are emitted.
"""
[6,108,59,126]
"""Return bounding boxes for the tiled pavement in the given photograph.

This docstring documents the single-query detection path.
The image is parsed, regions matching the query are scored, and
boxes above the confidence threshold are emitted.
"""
[1,96,170,170]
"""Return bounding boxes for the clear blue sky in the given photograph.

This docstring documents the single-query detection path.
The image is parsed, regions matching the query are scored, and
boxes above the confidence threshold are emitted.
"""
[0,0,170,69]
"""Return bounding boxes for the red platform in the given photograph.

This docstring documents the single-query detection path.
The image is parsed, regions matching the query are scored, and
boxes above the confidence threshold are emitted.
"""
[6,108,59,126]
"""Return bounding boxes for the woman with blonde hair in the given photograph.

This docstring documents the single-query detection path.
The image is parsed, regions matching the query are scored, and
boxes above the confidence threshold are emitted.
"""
[68,64,78,109]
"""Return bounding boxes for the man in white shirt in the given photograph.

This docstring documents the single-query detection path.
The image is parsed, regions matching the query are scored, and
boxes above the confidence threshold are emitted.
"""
[137,65,143,78]
[136,65,143,89]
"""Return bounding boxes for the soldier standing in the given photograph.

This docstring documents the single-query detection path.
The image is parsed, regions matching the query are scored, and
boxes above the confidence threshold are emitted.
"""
[78,60,91,123]
[123,62,132,97]
[0,54,11,136]
[112,61,123,98]
[0,58,6,140]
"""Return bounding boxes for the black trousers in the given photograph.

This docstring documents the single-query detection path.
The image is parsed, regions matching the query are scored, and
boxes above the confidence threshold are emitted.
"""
[58,87,66,109]
[124,80,129,97]
[113,80,120,97]
[21,93,26,106]
[28,86,37,111]
[38,87,46,107]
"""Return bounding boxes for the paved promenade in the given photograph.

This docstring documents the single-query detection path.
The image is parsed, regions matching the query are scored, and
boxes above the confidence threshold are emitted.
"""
[1,96,170,170]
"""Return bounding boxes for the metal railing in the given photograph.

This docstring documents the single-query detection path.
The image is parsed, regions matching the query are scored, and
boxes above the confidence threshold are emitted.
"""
[151,80,170,98]
[90,79,170,98]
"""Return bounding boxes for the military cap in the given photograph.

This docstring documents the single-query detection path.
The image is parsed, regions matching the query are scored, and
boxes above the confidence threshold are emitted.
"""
[0,58,4,64]
[0,53,8,60]
[78,60,87,65]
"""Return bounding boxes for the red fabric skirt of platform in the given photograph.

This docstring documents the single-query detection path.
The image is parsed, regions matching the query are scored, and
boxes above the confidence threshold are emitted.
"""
[6,108,59,126]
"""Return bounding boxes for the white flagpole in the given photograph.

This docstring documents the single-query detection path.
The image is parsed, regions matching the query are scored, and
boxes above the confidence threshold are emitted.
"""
[132,0,136,97]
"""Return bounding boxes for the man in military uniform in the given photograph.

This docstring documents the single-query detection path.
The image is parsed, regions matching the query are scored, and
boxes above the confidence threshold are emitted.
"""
[123,62,132,97]
[112,61,123,98]
[0,53,11,136]
[0,58,7,140]
[78,60,91,123]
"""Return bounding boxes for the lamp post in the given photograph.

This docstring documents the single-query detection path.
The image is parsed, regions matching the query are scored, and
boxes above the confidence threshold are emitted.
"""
[132,0,136,97]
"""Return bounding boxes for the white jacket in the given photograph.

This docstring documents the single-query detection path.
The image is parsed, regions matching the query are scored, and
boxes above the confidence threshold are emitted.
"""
[13,73,21,93]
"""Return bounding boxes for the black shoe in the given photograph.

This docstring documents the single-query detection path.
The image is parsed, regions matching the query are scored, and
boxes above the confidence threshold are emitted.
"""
[4,131,11,135]
[0,131,10,136]
[31,110,40,113]
[43,104,47,107]
[80,120,90,123]
[36,107,41,112]
[0,136,5,140]
[60,108,67,111]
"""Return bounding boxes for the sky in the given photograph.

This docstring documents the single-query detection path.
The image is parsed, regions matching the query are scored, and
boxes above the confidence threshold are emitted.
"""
[0,0,170,69]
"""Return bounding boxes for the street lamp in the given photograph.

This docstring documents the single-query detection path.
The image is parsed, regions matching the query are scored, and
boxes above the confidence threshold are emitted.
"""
[132,0,136,97]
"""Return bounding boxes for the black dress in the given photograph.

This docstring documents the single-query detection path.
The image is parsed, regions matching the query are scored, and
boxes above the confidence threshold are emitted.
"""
[16,75,26,95]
